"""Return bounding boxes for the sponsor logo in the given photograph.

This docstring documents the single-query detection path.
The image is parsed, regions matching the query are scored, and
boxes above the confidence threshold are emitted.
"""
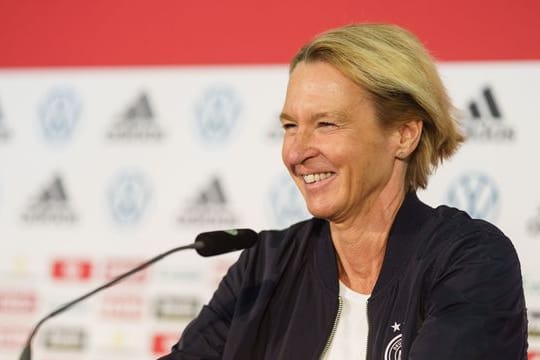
[529,309,540,337]
[527,206,540,236]
[0,255,35,282]
[101,293,143,319]
[155,267,203,284]
[154,296,200,321]
[21,175,77,224]
[447,172,499,223]
[38,87,82,143]
[268,173,310,228]
[108,171,151,224]
[0,326,29,350]
[104,258,148,284]
[0,291,36,313]
[151,332,179,356]
[43,327,86,351]
[94,329,133,355]
[106,92,164,141]
[461,86,515,141]
[193,86,241,145]
[51,259,93,281]
[177,176,237,225]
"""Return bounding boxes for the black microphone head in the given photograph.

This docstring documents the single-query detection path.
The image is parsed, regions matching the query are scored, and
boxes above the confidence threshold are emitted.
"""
[195,229,258,257]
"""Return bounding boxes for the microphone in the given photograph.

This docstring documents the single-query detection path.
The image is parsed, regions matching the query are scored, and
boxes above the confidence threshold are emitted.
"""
[195,229,258,256]
[18,229,258,360]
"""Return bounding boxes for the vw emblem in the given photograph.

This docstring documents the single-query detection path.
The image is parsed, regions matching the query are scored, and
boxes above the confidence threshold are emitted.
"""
[194,86,241,145]
[447,172,499,222]
[39,87,82,143]
[108,172,151,224]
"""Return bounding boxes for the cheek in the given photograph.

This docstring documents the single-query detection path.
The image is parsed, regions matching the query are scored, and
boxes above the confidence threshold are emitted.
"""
[281,139,290,166]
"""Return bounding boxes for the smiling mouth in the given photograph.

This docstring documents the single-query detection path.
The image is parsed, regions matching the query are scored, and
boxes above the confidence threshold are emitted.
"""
[302,172,334,184]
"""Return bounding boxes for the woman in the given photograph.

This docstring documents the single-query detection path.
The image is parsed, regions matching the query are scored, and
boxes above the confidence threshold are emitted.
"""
[160,23,528,359]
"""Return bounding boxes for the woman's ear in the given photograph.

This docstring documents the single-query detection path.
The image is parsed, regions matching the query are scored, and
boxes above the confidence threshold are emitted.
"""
[395,119,422,160]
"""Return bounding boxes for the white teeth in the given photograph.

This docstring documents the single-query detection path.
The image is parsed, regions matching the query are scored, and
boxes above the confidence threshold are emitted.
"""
[303,172,333,184]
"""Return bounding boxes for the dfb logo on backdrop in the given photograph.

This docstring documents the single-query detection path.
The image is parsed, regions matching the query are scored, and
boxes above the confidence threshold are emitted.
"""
[107,91,164,141]
[194,86,241,145]
[108,171,151,224]
[461,86,515,142]
[446,172,500,223]
[21,174,77,224]
[269,173,310,228]
[177,176,237,225]
[38,87,82,143]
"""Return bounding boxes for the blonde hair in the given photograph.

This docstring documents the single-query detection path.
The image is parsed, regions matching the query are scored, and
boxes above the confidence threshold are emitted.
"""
[290,23,465,190]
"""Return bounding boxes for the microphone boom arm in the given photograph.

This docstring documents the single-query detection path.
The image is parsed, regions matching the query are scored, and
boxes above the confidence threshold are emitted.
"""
[19,242,202,360]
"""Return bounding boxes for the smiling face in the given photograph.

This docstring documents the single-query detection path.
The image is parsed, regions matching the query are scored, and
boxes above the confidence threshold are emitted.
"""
[281,61,404,223]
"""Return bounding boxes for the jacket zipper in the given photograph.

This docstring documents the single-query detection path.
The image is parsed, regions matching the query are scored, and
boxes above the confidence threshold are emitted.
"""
[364,298,370,358]
[365,298,371,359]
[320,296,343,359]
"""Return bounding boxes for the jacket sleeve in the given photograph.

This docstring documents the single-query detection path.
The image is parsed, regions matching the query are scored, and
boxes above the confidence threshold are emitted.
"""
[409,224,528,359]
[157,247,252,360]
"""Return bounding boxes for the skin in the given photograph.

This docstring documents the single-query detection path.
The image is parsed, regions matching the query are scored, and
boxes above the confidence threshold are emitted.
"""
[280,61,422,294]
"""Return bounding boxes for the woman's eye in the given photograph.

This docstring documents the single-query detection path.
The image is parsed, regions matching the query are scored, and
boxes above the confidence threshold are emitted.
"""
[318,121,335,127]
[282,123,296,130]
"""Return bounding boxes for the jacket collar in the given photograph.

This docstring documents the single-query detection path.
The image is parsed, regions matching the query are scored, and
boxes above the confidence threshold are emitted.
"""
[314,192,434,296]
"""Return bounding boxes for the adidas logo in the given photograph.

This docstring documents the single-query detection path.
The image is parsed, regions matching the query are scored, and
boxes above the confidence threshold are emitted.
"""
[462,86,515,141]
[21,175,77,223]
[107,92,163,140]
[177,177,237,225]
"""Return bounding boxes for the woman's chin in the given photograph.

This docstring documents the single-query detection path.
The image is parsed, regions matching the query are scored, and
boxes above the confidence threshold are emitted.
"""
[306,204,335,220]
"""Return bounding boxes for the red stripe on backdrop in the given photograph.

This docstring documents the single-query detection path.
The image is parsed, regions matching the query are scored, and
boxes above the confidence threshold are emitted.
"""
[0,0,539,67]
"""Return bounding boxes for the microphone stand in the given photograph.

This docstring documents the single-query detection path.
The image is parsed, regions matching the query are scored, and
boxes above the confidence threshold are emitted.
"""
[19,242,203,360]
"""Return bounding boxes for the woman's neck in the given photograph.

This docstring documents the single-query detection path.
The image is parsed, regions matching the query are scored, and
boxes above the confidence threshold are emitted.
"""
[330,188,405,294]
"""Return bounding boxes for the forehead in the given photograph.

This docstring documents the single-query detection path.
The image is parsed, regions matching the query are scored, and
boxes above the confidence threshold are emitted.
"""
[283,61,372,116]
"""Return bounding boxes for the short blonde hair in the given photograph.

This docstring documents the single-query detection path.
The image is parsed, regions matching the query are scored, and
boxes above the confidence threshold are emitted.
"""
[290,23,465,190]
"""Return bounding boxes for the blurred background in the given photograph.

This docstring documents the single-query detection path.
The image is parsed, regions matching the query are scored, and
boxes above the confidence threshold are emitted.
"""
[1,0,539,359]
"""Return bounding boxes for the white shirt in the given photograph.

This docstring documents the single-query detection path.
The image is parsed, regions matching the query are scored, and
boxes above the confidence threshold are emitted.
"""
[321,281,370,359]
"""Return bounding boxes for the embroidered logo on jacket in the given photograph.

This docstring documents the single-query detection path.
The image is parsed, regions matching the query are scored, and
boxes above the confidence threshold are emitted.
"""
[384,322,402,360]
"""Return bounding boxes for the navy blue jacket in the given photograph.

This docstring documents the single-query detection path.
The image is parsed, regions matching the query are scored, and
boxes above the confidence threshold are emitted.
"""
[159,193,528,359]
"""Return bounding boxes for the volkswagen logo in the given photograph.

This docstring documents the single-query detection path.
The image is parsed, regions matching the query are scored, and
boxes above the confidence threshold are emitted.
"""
[447,172,499,222]
[193,86,241,145]
[38,87,82,143]
[108,172,151,224]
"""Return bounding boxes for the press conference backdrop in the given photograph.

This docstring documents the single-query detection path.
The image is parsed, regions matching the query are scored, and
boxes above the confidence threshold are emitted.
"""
[1,2,540,359]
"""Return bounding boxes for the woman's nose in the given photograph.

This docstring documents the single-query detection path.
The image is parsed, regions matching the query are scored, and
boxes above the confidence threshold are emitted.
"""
[282,129,317,166]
